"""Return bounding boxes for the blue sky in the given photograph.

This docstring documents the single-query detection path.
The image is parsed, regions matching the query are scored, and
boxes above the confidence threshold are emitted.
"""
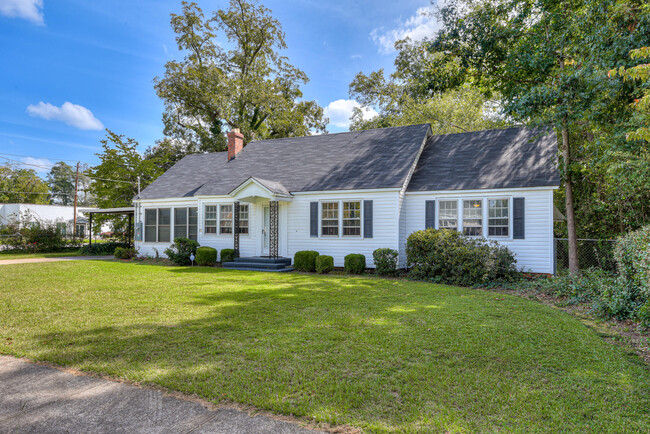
[0,0,440,175]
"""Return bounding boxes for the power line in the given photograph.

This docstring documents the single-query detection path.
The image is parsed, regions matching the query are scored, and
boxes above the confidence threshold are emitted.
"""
[0,190,73,196]
[0,152,82,164]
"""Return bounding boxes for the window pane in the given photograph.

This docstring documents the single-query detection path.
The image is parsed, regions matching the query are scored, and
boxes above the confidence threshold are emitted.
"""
[188,207,198,240]
[321,202,339,236]
[238,204,249,235]
[343,201,361,236]
[144,209,156,242]
[174,208,187,239]
[158,209,171,242]
[463,200,482,236]
[204,205,217,234]
[438,200,458,230]
[488,199,509,236]
[220,204,233,234]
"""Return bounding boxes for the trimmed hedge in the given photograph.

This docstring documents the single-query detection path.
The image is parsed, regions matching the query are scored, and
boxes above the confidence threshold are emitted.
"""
[114,247,137,260]
[196,247,217,265]
[164,237,200,266]
[373,248,398,276]
[315,255,334,274]
[406,229,518,286]
[220,248,236,264]
[294,250,319,272]
[345,254,366,274]
[79,241,130,256]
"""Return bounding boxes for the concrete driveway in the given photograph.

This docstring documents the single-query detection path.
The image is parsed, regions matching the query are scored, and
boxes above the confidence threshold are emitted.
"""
[0,256,113,265]
[0,356,321,433]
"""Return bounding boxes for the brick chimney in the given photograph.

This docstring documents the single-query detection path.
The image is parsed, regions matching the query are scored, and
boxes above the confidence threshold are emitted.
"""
[227,128,244,161]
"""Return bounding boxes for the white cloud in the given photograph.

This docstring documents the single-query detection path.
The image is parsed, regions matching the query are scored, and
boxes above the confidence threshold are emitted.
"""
[324,99,378,129]
[0,0,44,25]
[22,157,53,175]
[27,101,104,130]
[371,6,439,54]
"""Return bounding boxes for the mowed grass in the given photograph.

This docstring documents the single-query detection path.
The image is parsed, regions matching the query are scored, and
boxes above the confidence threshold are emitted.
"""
[0,262,649,432]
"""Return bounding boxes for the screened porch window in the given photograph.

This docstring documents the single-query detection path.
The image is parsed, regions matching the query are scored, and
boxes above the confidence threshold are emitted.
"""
[144,209,157,242]
[174,207,198,240]
[144,208,170,242]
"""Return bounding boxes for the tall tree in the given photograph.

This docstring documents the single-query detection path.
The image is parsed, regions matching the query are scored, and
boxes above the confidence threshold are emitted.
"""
[0,163,50,204]
[427,0,649,272]
[153,0,327,162]
[349,39,506,133]
[46,162,75,206]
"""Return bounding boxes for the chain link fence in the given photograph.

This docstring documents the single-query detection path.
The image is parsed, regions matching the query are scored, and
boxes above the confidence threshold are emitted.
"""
[554,238,617,274]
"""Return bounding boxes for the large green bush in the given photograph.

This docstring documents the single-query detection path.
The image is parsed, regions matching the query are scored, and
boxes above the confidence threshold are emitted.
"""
[79,241,130,256]
[615,225,650,298]
[294,250,319,272]
[373,248,398,276]
[114,247,137,260]
[220,248,236,264]
[315,255,334,274]
[406,229,518,286]
[345,254,366,274]
[164,237,200,266]
[196,247,217,265]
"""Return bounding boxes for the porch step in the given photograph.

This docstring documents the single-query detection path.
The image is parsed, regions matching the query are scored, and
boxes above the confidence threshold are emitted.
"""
[222,256,293,272]
[222,266,295,273]
[232,256,292,265]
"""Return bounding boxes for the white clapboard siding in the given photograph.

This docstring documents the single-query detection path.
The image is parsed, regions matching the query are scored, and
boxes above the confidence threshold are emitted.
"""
[401,188,555,273]
[286,190,400,268]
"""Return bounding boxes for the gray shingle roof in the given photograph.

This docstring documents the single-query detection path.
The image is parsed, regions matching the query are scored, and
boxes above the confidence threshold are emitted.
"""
[138,124,560,200]
[407,127,560,191]
[139,124,431,199]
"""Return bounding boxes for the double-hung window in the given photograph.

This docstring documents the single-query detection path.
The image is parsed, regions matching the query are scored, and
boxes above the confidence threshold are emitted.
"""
[174,207,198,240]
[220,204,233,234]
[438,200,458,231]
[204,205,217,233]
[144,208,171,242]
[462,200,482,236]
[342,201,361,236]
[488,199,509,236]
[238,204,249,234]
[321,202,339,236]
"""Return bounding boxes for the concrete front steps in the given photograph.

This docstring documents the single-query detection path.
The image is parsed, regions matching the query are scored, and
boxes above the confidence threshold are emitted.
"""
[222,256,294,272]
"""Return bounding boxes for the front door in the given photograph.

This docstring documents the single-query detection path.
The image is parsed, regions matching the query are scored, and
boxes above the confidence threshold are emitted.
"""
[262,206,270,256]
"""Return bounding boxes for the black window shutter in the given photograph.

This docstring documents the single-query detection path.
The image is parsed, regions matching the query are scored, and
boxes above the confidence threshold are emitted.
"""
[513,197,525,239]
[364,200,373,238]
[310,202,318,237]
[425,200,436,229]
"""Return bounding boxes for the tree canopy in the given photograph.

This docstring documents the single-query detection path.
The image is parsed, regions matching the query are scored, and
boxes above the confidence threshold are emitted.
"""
[153,0,327,163]
[0,164,50,204]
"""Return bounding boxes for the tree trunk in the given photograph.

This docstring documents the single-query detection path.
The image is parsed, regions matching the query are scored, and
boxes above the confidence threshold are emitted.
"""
[561,126,579,273]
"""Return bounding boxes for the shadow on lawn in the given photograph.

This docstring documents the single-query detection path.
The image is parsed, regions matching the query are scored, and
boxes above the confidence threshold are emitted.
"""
[30,270,650,431]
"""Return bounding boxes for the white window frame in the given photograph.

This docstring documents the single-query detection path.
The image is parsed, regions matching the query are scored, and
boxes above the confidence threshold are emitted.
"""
[437,199,458,231]
[238,203,250,236]
[219,204,233,235]
[204,205,218,234]
[320,201,340,237]
[144,208,157,242]
[487,198,511,238]
[318,199,364,238]
[143,208,171,243]
[173,207,198,241]
[342,201,362,237]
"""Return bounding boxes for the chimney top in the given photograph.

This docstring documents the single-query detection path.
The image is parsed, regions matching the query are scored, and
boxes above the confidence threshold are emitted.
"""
[227,129,244,161]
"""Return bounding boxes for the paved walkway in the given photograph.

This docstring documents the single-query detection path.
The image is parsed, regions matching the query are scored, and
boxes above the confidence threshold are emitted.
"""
[0,256,114,265]
[0,356,320,433]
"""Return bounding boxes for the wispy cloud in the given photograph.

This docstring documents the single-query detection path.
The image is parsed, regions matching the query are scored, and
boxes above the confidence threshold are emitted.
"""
[21,157,53,175]
[324,99,378,129]
[27,101,104,131]
[371,6,439,54]
[0,0,44,25]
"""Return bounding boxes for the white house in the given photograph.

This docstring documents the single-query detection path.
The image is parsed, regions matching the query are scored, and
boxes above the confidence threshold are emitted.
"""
[133,124,560,273]
[0,203,90,237]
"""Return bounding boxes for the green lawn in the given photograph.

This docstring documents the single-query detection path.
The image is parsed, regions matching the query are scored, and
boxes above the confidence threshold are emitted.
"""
[1,262,648,432]
[0,251,83,260]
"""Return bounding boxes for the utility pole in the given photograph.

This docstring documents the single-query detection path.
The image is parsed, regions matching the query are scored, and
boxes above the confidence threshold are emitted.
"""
[73,162,79,239]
